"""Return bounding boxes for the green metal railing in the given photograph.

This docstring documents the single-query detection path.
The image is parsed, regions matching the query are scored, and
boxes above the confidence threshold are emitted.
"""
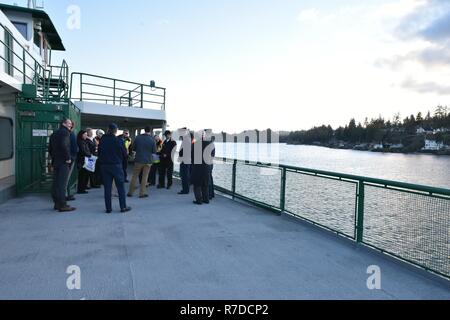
[69,72,166,110]
[0,23,69,101]
[208,158,450,279]
[0,23,45,86]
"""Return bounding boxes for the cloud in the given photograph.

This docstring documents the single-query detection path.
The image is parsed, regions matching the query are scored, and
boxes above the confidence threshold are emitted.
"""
[416,46,450,66]
[297,8,320,23]
[375,0,427,20]
[375,46,450,69]
[394,0,450,42]
[402,78,450,95]
[375,0,450,95]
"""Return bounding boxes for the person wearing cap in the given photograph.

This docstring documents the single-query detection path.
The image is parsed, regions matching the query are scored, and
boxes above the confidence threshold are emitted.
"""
[158,130,177,190]
[98,124,132,214]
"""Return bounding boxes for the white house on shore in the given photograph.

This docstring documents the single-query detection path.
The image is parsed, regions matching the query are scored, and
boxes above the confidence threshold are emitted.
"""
[422,140,445,151]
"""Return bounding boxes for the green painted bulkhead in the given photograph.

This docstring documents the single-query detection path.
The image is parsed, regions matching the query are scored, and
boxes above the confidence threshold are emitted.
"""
[15,95,80,195]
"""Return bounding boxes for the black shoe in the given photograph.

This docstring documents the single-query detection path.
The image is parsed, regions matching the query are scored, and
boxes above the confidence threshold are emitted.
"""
[157,185,165,189]
[139,194,149,198]
[106,210,112,214]
[203,201,210,204]
[77,191,88,194]
[59,206,76,213]
[54,205,59,211]
[121,207,132,213]
[125,180,130,183]
[193,201,203,205]
[178,191,189,195]
[127,194,133,197]
[66,196,76,202]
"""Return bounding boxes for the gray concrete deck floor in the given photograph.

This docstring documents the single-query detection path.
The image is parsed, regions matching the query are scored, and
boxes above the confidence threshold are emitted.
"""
[0,180,449,300]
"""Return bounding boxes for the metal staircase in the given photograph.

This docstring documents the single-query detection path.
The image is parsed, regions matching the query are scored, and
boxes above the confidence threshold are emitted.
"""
[35,60,69,102]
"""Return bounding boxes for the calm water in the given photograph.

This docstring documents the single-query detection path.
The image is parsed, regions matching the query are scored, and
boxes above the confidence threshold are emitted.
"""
[214,143,450,189]
[189,143,450,277]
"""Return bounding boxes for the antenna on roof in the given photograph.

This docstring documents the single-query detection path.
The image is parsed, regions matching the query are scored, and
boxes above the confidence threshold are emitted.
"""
[27,0,44,9]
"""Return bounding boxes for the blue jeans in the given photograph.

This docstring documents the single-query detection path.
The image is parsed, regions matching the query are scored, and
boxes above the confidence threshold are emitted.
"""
[101,164,127,211]
[180,163,191,193]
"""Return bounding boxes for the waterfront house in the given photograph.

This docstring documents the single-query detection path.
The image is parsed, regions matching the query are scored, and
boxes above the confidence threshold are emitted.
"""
[371,143,384,150]
[390,143,404,150]
[422,140,444,151]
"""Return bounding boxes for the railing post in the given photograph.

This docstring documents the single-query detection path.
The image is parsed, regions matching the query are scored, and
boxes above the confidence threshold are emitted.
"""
[113,79,116,105]
[129,91,132,107]
[22,50,26,84]
[356,180,365,243]
[80,74,83,101]
[232,160,237,199]
[163,89,166,111]
[279,167,287,215]
[141,85,144,108]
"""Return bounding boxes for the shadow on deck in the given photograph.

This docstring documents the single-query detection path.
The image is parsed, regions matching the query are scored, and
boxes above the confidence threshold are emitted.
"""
[0,180,448,300]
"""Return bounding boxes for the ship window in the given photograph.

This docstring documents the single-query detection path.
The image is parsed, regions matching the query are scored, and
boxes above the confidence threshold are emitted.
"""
[0,117,14,161]
[11,21,28,40]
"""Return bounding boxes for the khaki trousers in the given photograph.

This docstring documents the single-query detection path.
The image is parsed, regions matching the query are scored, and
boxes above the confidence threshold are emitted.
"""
[128,163,152,197]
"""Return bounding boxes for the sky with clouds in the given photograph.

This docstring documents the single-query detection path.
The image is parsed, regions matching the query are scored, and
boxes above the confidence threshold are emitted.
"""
[3,0,449,132]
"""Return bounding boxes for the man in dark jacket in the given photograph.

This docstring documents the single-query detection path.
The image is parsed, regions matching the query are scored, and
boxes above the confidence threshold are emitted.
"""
[178,128,193,195]
[127,126,156,198]
[49,118,76,212]
[98,124,132,214]
[118,129,133,182]
[191,130,214,205]
[158,130,177,189]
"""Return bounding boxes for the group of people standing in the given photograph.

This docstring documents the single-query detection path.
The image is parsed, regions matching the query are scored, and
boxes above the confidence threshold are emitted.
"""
[178,129,216,204]
[49,119,216,214]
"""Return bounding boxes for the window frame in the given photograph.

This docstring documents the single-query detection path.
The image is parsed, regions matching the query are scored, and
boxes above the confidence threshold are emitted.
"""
[0,117,14,161]
[11,21,28,40]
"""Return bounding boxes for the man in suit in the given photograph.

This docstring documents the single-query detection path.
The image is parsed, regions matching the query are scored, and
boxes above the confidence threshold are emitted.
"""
[191,130,214,205]
[127,126,156,198]
[49,118,76,213]
[158,130,177,190]
[178,128,193,195]
[98,123,132,214]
